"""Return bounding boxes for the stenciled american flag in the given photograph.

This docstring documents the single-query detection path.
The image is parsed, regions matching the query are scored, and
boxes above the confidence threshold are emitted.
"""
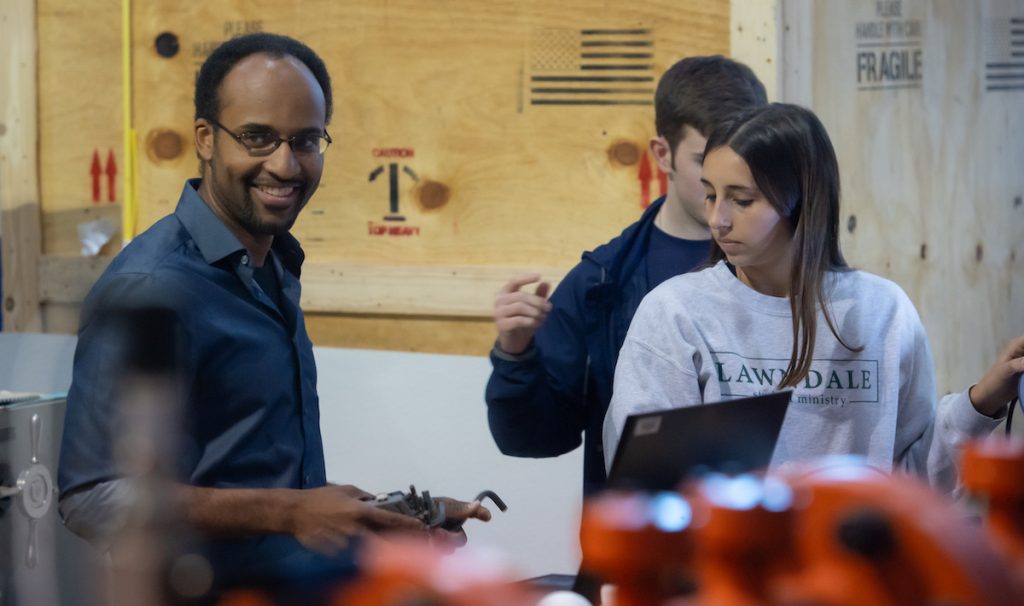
[528,28,655,106]
[985,16,1024,92]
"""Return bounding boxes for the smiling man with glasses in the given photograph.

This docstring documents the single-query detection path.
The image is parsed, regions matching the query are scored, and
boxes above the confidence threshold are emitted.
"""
[193,49,331,271]
[58,33,488,594]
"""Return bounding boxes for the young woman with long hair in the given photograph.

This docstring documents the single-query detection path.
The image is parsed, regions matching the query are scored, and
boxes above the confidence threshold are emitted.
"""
[603,103,1023,493]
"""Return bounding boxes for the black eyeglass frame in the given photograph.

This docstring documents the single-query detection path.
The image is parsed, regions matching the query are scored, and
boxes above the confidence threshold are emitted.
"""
[207,118,332,156]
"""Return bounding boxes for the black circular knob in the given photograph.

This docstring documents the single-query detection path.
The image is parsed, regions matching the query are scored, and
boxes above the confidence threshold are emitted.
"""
[155,32,179,58]
[836,508,895,559]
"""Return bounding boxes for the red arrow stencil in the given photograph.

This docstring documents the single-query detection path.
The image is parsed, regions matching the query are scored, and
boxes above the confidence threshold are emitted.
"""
[90,150,102,203]
[90,149,118,203]
[638,150,652,208]
[105,150,118,202]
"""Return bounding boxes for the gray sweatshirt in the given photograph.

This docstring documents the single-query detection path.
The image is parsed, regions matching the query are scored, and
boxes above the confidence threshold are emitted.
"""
[604,261,1001,494]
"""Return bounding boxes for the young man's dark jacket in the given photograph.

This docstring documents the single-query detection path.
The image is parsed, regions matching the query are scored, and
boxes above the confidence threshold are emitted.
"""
[485,198,671,495]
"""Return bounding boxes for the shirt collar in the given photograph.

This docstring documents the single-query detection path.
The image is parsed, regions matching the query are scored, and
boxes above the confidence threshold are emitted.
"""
[174,179,305,277]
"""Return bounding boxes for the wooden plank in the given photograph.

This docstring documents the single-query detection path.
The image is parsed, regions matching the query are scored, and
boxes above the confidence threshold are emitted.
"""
[42,205,121,256]
[300,264,566,317]
[37,0,123,232]
[38,254,567,318]
[37,255,111,305]
[778,0,813,105]
[746,0,1024,395]
[730,0,781,100]
[32,302,498,356]
[305,313,495,355]
[37,255,523,355]
[41,303,83,335]
[0,0,43,332]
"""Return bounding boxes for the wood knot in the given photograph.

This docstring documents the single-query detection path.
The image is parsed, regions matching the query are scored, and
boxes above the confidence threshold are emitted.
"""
[608,141,640,166]
[146,129,184,162]
[417,180,450,210]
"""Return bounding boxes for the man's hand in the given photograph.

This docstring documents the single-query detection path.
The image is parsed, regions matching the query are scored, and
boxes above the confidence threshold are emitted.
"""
[494,274,552,355]
[290,485,427,556]
[429,497,492,552]
[969,335,1024,417]
[180,485,492,558]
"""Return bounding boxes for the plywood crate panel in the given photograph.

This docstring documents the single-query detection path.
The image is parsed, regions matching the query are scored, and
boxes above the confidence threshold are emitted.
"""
[129,0,728,266]
[32,0,730,352]
[778,0,1024,394]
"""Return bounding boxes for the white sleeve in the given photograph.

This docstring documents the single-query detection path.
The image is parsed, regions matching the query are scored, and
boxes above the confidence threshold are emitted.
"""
[603,296,701,471]
[894,313,1002,494]
[929,388,1002,492]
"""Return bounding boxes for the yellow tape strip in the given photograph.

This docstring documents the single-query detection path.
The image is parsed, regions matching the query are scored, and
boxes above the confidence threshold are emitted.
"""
[120,0,137,243]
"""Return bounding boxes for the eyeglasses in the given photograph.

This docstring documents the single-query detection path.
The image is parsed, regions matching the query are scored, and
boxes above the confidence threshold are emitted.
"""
[208,118,332,156]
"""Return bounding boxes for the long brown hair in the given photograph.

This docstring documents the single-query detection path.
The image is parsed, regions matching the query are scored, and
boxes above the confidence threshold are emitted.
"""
[705,103,861,389]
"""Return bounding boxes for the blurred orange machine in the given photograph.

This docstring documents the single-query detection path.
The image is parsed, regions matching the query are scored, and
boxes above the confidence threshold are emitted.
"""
[580,438,1024,606]
[216,438,1024,606]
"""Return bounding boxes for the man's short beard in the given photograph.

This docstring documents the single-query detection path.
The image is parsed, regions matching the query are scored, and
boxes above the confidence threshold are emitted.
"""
[237,196,300,237]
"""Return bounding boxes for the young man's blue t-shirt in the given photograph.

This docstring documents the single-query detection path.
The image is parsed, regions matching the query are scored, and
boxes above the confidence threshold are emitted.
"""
[645,226,711,288]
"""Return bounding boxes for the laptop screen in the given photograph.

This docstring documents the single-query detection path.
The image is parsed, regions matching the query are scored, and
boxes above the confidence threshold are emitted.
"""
[606,390,793,492]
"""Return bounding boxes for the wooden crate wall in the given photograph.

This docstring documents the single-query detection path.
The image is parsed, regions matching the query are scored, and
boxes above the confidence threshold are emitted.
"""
[29,0,731,353]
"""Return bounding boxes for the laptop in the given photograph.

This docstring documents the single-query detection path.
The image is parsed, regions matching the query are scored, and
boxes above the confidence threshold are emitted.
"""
[606,390,793,491]
[554,391,794,602]
[523,391,794,601]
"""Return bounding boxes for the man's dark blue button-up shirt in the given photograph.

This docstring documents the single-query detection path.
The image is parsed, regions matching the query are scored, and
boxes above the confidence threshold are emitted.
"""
[58,179,327,575]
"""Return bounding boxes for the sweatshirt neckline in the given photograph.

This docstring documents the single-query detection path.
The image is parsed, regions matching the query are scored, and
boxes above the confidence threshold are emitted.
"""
[709,261,850,317]
[710,261,794,316]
